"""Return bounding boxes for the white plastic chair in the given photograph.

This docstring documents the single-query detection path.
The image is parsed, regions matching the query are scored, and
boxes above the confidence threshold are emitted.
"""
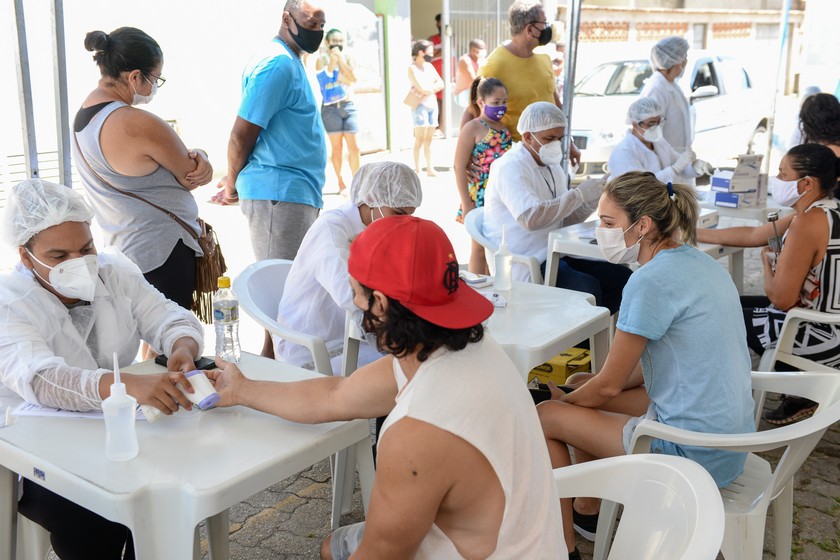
[233,259,333,375]
[593,371,840,560]
[15,514,49,560]
[463,208,544,284]
[554,454,724,560]
[754,307,840,424]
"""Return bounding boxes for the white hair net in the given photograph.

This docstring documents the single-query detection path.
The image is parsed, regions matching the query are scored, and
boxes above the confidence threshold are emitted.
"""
[626,97,663,124]
[650,36,689,70]
[350,162,423,209]
[517,101,568,135]
[1,179,94,247]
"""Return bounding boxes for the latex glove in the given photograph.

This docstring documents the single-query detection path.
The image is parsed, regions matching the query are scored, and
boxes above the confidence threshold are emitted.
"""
[693,159,714,176]
[576,175,606,204]
[672,150,693,173]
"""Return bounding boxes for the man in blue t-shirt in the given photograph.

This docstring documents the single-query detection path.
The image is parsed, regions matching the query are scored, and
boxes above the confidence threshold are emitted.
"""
[220,0,327,356]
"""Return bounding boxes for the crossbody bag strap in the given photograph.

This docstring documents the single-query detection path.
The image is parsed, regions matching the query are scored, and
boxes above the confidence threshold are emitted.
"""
[72,132,202,241]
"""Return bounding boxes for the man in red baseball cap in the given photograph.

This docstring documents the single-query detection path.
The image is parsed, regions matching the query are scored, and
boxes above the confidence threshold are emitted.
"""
[209,216,565,559]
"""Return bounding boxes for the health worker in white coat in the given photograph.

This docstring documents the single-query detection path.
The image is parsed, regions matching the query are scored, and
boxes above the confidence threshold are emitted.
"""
[483,101,632,314]
[608,97,712,184]
[275,162,422,375]
[640,36,693,156]
[0,179,205,560]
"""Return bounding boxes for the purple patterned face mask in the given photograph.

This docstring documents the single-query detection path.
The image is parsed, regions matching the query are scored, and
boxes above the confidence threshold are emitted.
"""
[483,104,507,122]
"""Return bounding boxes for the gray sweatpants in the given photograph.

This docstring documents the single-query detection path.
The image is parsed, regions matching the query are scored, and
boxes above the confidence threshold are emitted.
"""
[241,199,320,261]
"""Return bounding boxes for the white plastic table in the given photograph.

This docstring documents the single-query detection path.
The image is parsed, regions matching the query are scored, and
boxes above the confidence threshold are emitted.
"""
[0,353,375,560]
[480,281,612,376]
[544,221,747,294]
[697,190,794,224]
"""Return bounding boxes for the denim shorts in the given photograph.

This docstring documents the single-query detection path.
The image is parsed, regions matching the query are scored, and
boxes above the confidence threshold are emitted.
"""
[321,100,359,134]
[413,103,438,127]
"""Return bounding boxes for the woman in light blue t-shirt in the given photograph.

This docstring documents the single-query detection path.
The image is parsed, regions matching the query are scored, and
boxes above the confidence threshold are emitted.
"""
[537,171,755,554]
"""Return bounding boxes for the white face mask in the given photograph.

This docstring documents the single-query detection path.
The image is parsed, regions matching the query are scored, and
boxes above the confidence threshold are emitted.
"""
[595,221,642,264]
[642,125,663,143]
[530,135,565,165]
[26,250,99,301]
[132,75,158,105]
[769,176,805,207]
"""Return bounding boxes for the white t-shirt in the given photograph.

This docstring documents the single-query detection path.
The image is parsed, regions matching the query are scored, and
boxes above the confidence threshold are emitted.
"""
[380,335,565,559]
[483,142,594,281]
[275,202,381,372]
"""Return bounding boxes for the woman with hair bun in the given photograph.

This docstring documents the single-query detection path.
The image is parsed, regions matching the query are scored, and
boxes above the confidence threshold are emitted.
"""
[74,27,212,316]
[699,143,840,425]
[538,172,755,557]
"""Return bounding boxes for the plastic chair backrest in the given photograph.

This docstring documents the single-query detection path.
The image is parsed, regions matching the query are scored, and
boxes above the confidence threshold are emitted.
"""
[233,259,332,375]
[617,371,840,560]
[554,455,724,560]
[755,307,840,423]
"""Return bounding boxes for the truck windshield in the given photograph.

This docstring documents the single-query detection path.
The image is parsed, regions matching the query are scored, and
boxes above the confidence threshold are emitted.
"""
[575,61,653,97]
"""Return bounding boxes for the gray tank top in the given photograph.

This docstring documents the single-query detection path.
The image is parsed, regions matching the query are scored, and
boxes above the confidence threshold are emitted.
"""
[73,101,202,272]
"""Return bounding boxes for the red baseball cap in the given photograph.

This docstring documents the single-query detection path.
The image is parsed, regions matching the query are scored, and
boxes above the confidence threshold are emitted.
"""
[348,216,493,329]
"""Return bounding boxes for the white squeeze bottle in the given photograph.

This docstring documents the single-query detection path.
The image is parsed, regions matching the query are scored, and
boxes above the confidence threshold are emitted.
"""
[494,225,513,291]
[102,352,139,461]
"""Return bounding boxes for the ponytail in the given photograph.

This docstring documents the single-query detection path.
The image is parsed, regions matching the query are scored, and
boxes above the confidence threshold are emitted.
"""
[604,172,699,245]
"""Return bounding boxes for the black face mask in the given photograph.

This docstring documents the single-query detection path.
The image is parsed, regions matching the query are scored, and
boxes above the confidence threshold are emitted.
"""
[330,44,343,52]
[289,14,324,54]
[532,22,553,46]
[424,54,433,63]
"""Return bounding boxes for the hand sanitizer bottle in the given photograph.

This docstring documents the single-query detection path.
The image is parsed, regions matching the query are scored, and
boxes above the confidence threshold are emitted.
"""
[102,353,139,461]
[494,225,513,291]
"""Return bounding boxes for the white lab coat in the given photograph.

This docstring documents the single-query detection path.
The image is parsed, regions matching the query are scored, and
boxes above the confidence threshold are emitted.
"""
[640,71,693,154]
[0,250,203,407]
[275,202,382,374]
[608,130,697,184]
[483,142,595,282]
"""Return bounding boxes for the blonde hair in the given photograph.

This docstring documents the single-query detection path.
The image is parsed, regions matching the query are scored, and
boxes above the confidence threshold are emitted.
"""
[603,171,699,245]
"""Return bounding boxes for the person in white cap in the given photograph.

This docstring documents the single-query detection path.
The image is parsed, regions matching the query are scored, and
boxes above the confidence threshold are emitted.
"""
[609,97,712,183]
[0,179,204,559]
[483,101,631,314]
[275,161,422,373]
[640,36,693,156]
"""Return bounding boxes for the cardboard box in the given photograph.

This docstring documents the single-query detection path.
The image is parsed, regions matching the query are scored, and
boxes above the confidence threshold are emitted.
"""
[697,208,719,229]
[713,175,767,209]
[710,154,764,193]
[528,347,591,386]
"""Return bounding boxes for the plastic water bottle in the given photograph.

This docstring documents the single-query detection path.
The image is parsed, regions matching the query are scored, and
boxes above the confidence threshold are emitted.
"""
[494,225,513,291]
[214,276,241,363]
[102,353,139,461]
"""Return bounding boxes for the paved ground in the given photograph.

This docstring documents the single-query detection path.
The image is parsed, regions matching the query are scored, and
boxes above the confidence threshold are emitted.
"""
[32,137,839,559]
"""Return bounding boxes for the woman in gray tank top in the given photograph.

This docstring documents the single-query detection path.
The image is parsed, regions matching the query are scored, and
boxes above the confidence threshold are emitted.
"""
[72,27,213,311]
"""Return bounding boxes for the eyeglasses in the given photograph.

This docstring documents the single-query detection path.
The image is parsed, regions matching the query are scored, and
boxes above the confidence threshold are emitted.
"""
[528,20,548,28]
[637,118,664,129]
[145,72,166,88]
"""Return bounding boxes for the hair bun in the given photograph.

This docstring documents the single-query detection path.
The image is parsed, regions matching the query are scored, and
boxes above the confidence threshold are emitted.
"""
[84,30,109,53]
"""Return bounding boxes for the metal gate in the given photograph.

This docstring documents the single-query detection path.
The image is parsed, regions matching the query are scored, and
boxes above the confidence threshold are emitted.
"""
[442,0,515,136]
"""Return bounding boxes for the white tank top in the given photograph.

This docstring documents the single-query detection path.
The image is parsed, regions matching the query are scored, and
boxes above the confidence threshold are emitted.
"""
[379,335,565,559]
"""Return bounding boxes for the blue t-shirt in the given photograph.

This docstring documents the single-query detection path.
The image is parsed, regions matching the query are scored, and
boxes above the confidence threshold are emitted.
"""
[236,39,326,207]
[617,245,755,487]
[317,67,348,105]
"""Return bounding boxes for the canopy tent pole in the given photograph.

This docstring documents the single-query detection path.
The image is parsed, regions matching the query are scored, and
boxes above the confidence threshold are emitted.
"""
[561,0,582,171]
[763,0,792,176]
[51,0,72,187]
[13,0,39,179]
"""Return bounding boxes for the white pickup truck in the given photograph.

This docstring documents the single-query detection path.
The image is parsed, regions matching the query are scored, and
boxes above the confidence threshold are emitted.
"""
[570,51,770,177]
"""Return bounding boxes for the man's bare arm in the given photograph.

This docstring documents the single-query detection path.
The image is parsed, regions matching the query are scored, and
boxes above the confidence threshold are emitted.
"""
[222,117,262,198]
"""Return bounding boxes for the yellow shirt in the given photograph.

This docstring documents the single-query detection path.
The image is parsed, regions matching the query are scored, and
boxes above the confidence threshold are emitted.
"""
[479,45,555,142]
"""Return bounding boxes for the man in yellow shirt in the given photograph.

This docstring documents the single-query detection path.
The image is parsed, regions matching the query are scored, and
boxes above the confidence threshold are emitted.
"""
[479,0,579,164]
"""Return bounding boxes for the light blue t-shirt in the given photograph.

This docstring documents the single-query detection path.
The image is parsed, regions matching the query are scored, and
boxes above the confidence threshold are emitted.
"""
[236,38,326,207]
[617,245,755,487]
